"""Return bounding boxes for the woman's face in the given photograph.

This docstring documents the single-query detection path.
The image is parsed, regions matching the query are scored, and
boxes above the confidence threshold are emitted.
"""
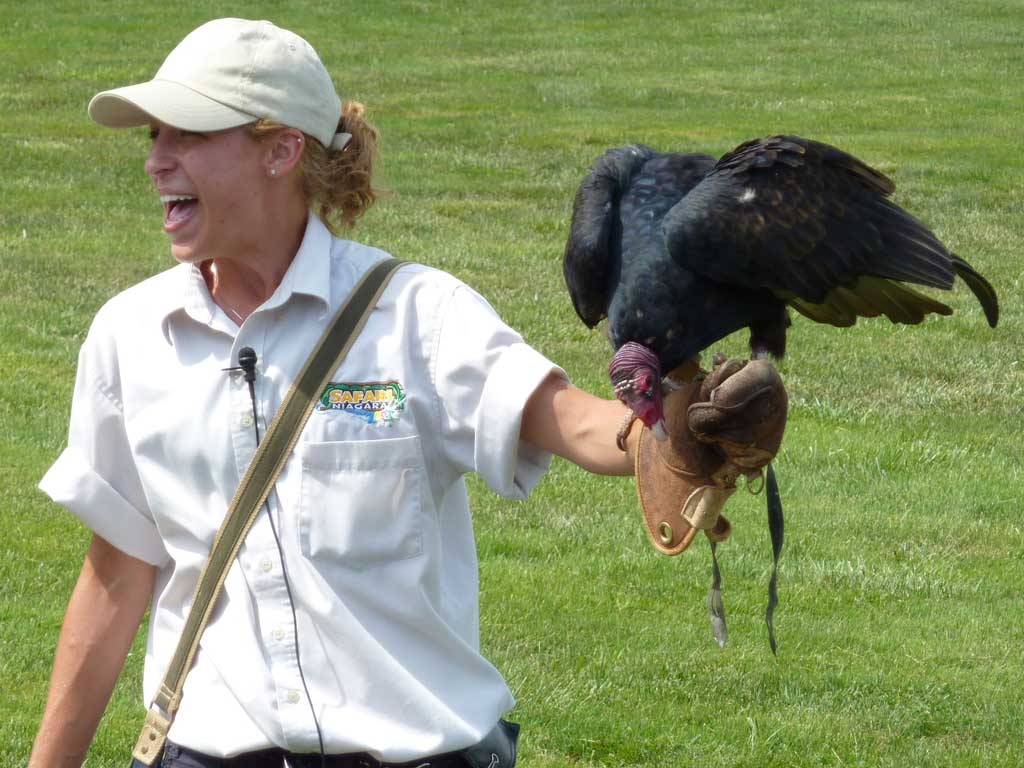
[145,122,269,264]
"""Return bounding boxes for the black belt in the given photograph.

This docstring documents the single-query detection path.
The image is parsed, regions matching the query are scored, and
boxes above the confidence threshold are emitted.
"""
[162,741,468,767]
[160,720,518,768]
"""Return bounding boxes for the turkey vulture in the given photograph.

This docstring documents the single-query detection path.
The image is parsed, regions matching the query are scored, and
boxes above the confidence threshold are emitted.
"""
[564,135,999,438]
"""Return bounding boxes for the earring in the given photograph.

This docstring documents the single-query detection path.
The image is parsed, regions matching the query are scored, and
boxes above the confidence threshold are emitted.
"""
[270,168,277,177]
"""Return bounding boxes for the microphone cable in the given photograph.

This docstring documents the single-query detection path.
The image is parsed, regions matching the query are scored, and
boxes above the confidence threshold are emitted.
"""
[235,347,327,768]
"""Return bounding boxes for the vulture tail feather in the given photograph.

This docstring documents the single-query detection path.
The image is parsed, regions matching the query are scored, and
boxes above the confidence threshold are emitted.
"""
[880,242,957,288]
[952,256,999,327]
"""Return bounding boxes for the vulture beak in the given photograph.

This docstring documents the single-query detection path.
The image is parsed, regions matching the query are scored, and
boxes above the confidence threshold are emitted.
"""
[651,417,669,442]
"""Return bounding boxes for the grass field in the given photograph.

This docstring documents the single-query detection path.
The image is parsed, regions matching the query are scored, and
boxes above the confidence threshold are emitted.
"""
[2,1,1022,766]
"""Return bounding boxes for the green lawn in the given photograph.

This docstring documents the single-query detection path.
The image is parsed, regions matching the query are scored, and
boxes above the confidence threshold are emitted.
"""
[2,1,1022,766]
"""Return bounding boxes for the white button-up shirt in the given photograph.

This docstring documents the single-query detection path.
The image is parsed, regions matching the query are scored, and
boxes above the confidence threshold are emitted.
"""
[40,213,562,761]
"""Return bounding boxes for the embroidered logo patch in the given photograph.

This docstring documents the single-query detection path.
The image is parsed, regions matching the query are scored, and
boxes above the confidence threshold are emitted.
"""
[317,381,406,425]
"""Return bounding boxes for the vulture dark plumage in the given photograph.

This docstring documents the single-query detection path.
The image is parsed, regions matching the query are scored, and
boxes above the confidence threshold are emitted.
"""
[564,135,999,437]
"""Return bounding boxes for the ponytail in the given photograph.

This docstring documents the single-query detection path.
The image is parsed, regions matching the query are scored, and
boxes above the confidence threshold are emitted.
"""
[247,100,383,233]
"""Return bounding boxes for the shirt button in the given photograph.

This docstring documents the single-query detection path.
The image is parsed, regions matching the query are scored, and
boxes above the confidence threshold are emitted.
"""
[271,627,286,641]
[241,414,254,428]
[259,558,273,573]
[286,690,301,704]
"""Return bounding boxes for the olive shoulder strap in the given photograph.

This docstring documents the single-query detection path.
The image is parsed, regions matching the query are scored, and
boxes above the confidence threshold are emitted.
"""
[132,257,406,765]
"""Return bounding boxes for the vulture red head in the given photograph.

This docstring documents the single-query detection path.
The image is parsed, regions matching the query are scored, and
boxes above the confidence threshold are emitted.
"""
[610,342,668,441]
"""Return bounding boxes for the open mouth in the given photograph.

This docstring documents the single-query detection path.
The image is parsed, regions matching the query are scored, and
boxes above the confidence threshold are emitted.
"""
[160,194,198,231]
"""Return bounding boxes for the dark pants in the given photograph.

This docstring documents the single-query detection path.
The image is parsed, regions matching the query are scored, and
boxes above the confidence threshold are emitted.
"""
[131,720,519,768]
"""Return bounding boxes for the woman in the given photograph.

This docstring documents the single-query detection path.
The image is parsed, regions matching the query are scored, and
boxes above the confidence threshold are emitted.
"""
[30,18,777,768]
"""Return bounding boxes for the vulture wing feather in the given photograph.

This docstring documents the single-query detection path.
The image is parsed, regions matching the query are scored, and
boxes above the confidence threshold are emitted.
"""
[661,135,999,327]
[564,145,656,327]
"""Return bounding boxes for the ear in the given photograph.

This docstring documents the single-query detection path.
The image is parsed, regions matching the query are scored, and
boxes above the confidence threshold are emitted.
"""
[264,127,305,178]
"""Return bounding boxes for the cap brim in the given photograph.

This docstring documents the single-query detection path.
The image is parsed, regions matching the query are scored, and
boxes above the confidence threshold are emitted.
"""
[88,79,257,132]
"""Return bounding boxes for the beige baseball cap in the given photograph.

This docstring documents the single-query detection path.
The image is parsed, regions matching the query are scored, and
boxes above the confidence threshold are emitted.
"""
[88,18,346,149]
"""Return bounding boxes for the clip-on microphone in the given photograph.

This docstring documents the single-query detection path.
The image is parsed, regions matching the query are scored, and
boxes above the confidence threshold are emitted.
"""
[224,346,261,443]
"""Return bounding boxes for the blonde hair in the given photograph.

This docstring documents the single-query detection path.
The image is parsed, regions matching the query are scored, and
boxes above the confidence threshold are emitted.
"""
[246,100,382,233]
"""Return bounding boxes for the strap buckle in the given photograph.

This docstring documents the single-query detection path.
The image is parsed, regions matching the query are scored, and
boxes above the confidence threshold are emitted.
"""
[131,706,171,766]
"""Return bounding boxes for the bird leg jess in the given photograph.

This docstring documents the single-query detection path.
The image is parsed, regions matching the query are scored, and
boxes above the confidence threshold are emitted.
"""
[615,407,638,453]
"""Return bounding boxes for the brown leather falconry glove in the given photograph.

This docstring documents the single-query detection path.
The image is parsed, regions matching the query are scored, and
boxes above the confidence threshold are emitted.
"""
[632,357,788,556]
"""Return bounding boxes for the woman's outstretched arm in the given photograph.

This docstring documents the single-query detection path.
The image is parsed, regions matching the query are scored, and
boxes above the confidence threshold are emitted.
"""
[520,372,637,476]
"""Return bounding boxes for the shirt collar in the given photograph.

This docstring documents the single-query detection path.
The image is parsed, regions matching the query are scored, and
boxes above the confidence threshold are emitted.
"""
[159,212,334,341]
[262,211,333,315]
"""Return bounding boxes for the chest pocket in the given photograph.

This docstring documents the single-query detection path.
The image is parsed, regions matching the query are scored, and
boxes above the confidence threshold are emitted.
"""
[298,436,424,572]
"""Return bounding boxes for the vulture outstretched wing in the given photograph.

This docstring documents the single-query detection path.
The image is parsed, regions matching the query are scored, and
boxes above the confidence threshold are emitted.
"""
[662,136,999,327]
[564,145,656,327]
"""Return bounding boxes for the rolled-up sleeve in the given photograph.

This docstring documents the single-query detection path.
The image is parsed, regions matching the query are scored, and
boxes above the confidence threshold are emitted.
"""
[433,284,566,499]
[39,327,168,566]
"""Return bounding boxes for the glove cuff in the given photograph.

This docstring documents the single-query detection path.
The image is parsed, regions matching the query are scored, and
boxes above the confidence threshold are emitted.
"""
[635,423,736,555]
